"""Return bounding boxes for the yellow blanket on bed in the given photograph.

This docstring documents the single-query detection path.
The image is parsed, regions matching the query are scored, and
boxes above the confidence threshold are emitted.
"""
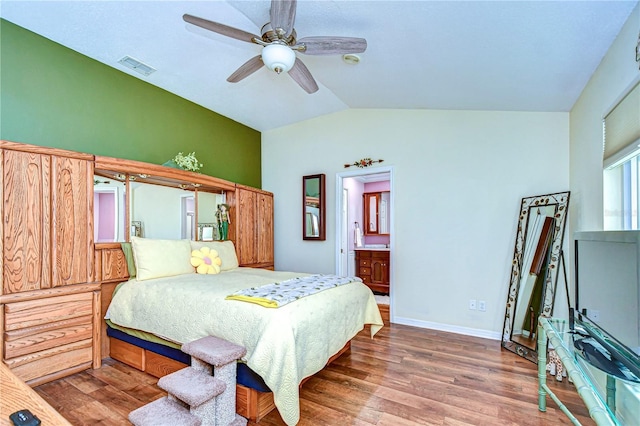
[106,268,383,426]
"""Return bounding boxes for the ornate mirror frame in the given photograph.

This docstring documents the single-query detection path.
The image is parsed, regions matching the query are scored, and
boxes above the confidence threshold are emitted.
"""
[501,191,570,363]
[302,174,326,241]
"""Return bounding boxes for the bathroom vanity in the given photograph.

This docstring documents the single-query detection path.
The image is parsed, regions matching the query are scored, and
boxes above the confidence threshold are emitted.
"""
[355,248,390,294]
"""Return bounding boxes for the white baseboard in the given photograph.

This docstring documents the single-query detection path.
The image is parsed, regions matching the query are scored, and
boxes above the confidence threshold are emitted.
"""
[391,316,502,341]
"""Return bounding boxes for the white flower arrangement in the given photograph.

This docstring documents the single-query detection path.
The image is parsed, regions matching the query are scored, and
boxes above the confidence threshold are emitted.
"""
[173,152,203,172]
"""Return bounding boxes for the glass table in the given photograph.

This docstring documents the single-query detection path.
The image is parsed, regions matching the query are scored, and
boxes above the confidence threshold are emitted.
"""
[537,317,640,425]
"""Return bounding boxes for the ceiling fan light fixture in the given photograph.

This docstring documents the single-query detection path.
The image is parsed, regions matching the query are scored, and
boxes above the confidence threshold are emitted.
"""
[262,44,296,74]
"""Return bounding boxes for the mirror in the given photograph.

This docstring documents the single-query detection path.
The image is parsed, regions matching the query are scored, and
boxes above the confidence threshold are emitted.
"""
[94,176,127,242]
[128,182,223,240]
[93,158,232,244]
[198,192,224,241]
[502,191,570,363]
[303,174,326,241]
[93,173,225,242]
[364,191,390,235]
[130,182,193,239]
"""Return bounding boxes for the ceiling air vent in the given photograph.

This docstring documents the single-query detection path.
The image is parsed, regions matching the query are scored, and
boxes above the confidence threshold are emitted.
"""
[118,56,156,76]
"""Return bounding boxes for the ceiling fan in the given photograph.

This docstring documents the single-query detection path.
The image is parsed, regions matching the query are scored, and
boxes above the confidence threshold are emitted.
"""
[183,0,367,94]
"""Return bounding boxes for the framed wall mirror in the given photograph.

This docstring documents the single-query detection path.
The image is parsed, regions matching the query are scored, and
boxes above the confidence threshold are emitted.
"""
[303,174,326,241]
[364,191,390,235]
[501,191,570,363]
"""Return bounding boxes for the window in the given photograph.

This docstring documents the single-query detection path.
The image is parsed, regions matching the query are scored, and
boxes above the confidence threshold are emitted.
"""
[603,79,640,230]
[604,154,639,229]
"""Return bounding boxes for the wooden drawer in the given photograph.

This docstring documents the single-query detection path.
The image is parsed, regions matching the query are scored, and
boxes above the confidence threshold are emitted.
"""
[359,267,371,276]
[5,339,93,382]
[359,259,371,267]
[146,350,186,378]
[4,292,93,331]
[2,291,97,384]
[4,315,93,359]
[236,384,275,422]
[96,247,130,282]
[109,336,145,371]
[372,251,389,260]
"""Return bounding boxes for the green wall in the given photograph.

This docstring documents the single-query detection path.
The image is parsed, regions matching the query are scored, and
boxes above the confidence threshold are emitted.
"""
[0,19,261,187]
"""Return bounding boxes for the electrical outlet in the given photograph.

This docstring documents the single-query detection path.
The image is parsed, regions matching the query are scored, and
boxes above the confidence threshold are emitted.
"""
[469,299,477,310]
[478,300,486,312]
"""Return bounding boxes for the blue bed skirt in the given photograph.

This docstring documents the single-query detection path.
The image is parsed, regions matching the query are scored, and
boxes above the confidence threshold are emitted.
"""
[106,325,271,393]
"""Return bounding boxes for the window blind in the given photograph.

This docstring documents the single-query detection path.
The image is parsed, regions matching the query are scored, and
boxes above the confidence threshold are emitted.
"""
[603,80,640,168]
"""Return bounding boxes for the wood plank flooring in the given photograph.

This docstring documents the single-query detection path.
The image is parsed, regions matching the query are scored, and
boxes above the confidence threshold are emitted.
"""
[34,323,594,425]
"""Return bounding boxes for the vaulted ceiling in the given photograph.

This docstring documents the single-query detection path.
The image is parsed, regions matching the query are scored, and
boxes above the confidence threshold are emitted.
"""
[2,1,638,131]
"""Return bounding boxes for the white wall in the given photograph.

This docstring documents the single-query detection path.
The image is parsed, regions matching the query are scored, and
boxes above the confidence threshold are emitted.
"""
[570,3,640,234]
[131,183,187,239]
[568,3,639,318]
[262,109,568,338]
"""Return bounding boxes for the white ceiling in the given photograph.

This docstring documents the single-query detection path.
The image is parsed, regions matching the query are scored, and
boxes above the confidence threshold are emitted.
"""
[1,1,638,132]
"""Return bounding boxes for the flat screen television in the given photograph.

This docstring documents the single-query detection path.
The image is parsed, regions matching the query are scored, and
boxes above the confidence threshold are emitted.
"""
[573,231,640,378]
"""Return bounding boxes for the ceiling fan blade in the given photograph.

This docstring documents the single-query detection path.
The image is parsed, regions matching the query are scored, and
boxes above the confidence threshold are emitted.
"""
[183,14,260,44]
[297,36,367,55]
[227,55,264,83]
[270,0,297,37]
[288,58,318,94]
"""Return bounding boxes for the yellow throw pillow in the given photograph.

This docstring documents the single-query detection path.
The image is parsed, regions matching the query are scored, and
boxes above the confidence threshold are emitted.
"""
[190,247,222,274]
[131,237,193,281]
[189,240,239,271]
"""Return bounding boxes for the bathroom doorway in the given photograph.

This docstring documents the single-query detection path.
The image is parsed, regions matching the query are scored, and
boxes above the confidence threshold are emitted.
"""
[335,166,394,322]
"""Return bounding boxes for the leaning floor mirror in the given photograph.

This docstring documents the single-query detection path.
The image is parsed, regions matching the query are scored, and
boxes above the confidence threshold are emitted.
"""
[501,191,570,363]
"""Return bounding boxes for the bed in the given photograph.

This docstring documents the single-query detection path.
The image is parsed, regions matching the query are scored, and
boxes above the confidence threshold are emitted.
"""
[105,237,384,425]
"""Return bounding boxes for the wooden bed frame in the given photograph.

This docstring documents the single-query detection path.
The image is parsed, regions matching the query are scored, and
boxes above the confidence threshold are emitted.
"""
[94,243,366,422]
[108,335,352,422]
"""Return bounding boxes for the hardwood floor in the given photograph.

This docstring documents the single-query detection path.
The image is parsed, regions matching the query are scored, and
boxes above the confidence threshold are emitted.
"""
[34,323,594,425]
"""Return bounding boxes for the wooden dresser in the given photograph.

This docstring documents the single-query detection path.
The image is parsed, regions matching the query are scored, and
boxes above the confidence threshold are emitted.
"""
[1,141,101,386]
[355,249,390,294]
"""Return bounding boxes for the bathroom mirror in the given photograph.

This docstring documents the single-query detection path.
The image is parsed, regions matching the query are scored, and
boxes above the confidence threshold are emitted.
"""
[501,191,570,363]
[364,191,390,235]
[303,174,326,241]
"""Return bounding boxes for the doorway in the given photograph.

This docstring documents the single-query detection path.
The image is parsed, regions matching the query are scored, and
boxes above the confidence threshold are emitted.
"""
[335,166,394,322]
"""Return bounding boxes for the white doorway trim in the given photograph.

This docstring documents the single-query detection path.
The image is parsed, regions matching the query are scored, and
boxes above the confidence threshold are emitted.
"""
[335,166,394,322]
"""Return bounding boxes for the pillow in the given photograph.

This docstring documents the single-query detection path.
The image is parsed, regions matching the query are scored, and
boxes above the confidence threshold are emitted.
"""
[190,247,222,274]
[120,242,137,279]
[131,237,193,281]
[190,240,239,271]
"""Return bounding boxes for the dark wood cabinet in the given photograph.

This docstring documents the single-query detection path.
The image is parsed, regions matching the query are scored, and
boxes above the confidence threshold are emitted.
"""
[355,249,389,294]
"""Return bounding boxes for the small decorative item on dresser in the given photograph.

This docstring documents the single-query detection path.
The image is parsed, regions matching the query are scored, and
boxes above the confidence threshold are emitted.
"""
[344,157,384,168]
[163,152,203,172]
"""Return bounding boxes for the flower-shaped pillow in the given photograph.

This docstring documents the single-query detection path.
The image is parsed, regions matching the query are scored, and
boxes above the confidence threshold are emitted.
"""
[190,247,222,274]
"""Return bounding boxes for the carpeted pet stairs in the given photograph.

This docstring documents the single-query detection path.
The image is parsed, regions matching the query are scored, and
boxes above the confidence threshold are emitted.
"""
[129,336,248,426]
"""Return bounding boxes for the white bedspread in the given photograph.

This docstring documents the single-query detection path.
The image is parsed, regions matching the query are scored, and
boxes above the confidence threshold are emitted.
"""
[106,268,383,425]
